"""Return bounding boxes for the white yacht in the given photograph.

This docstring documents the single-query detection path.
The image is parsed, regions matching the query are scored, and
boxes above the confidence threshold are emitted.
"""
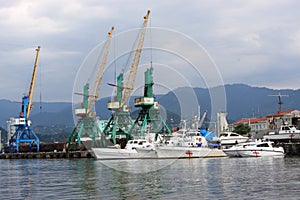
[223,140,285,157]
[219,132,249,146]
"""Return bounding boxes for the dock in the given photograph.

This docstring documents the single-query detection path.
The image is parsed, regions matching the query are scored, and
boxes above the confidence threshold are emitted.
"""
[0,150,95,159]
[281,143,300,156]
[2,143,300,159]
[0,142,96,159]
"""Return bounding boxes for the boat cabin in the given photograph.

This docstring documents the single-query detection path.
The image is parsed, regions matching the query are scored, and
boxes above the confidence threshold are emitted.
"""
[125,139,153,150]
[279,125,300,133]
[269,125,300,135]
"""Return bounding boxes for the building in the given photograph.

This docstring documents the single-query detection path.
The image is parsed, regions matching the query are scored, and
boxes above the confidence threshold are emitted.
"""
[6,118,16,145]
[217,112,229,133]
[266,110,300,130]
[233,117,268,133]
[233,110,300,138]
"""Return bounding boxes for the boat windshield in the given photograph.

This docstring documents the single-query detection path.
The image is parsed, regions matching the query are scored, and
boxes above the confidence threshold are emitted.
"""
[257,143,270,147]
[243,143,256,147]
[219,133,228,137]
[138,141,146,145]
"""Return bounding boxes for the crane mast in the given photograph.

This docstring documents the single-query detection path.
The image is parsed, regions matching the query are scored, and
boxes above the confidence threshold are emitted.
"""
[87,26,114,114]
[121,10,150,107]
[129,67,171,140]
[26,46,40,118]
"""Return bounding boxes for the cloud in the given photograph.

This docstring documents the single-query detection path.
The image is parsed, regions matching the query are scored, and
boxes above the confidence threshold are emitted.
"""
[0,0,300,102]
[288,29,300,55]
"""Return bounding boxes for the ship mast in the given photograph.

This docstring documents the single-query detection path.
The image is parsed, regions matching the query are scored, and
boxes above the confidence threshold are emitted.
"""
[268,93,289,113]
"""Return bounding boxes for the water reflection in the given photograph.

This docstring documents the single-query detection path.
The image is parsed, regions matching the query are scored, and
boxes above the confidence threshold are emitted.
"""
[1,157,300,199]
[0,159,43,199]
[98,158,178,174]
[95,157,300,199]
[95,160,167,199]
[73,159,99,197]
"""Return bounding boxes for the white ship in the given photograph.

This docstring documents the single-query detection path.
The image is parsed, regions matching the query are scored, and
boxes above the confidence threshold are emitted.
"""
[92,139,155,160]
[136,131,226,159]
[263,124,300,141]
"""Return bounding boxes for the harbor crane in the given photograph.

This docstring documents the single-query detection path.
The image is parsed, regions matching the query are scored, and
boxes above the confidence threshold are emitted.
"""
[122,10,151,108]
[268,93,289,113]
[103,10,150,147]
[67,27,114,150]
[9,46,41,152]
[129,67,171,141]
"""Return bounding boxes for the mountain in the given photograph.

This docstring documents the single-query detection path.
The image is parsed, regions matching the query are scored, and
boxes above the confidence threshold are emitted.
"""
[1,84,299,130]
[157,84,300,124]
[225,84,300,121]
[0,100,73,128]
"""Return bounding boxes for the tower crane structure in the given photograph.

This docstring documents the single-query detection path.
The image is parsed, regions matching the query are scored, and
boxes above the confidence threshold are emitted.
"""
[67,27,114,150]
[103,10,150,147]
[128,67,171,141]
[9,46,41,152]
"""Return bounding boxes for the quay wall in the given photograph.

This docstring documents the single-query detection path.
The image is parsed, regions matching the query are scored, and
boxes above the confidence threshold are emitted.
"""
[0,142,96,159]
[282,143,300,156]
[0,150,95,159]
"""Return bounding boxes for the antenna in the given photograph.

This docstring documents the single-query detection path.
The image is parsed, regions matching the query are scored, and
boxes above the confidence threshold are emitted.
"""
[268,92,289,113]
[39,62,42,113]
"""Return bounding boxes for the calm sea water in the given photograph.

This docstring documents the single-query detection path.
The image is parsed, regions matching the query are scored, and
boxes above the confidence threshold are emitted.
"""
[1,156,300,199]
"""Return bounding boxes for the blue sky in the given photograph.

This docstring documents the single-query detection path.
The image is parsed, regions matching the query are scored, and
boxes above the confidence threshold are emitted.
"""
[1,0,300,102]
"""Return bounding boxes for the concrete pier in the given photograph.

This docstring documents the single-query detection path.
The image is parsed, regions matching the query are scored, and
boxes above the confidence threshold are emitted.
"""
[281,143,300,156]
[0,150,95,159]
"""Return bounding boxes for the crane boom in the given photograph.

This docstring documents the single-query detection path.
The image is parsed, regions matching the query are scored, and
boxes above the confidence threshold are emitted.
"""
[26,46,41,118]
[199,110,207,128]
[87,26,114,114]
[121,10,150,107]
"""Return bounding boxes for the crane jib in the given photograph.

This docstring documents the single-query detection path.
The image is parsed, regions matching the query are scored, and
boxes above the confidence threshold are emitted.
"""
[87,26,114,114]
[121,10,150,107]
[26,46,41,119]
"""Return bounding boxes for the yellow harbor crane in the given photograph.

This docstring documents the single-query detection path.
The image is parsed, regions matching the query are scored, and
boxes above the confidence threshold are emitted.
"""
[87,26,114,115]
[121,10,150,108]
[67,27,114,150]
[103,10,151,146]
[9,46,41,152]
[27,46,41,118]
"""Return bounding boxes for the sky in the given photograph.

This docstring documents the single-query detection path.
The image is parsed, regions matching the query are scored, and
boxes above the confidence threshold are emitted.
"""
[1,0,300,102]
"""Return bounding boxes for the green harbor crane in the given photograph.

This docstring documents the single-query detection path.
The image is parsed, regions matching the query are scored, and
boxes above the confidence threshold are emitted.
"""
[103,73,133,146]
[67,27,114,150]
[129,67,171,141]
[103,10,150,147]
